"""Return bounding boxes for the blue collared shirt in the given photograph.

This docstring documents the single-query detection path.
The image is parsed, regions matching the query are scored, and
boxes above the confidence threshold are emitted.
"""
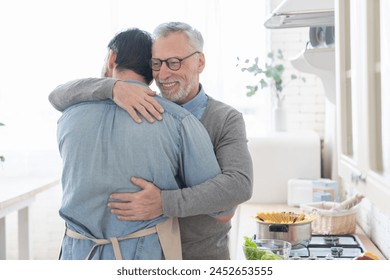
[181,84,208,120]
[57,82,221,259]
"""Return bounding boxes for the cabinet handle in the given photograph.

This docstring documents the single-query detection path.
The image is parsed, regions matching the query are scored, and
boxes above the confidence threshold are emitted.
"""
[351,172,366,183]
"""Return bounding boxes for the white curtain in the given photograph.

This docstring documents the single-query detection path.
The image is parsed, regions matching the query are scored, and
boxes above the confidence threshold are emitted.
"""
[381,0,390,179]
[0,0,269,175]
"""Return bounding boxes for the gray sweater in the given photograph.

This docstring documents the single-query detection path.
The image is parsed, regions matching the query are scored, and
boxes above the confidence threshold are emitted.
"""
[48,78,253,259]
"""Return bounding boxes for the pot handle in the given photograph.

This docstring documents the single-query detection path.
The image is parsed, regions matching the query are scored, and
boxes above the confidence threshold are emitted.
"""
[269,224,289,233]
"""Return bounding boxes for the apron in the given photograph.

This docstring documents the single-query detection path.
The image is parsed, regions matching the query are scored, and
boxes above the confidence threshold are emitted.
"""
[60,217,182,260]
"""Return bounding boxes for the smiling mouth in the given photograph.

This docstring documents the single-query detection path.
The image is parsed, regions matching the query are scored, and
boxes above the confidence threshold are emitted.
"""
[160,81,177,89]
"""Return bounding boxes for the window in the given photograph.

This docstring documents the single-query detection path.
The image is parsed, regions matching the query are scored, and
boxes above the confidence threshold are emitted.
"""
[0,0,268,156]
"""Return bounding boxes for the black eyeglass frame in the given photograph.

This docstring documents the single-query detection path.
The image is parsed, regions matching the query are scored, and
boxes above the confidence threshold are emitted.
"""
[149,51,200,71]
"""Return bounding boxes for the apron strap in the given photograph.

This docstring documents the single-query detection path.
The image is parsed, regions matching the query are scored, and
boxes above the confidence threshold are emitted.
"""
[109,237,122,260]
[65,226,157,260]
[63,217,182,260]
[156,217,182,260]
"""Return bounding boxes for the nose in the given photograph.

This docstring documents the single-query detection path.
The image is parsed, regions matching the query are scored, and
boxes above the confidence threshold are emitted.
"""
[156,62,172,80]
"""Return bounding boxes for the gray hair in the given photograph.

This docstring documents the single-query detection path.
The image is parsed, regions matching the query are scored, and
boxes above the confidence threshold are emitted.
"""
[152,22,204,52]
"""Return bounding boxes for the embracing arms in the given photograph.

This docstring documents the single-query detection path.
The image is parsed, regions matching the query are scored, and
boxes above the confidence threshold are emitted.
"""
[161,101,253,217]
[49,78,163,123]
[49,78,253,220]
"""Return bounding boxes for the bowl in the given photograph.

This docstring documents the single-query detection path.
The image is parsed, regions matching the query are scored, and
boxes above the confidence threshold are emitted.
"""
[243,239,291,260]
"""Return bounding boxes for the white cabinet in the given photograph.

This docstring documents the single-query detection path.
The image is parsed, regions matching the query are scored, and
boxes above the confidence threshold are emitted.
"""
[247,131,321,204]
[335,0,390,217]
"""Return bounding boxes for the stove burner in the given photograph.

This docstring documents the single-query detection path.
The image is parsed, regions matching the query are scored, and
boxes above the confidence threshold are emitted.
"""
[331,247,344,257]
[251,234,364,260]
[324,236,340,246]
[288,234,364,260]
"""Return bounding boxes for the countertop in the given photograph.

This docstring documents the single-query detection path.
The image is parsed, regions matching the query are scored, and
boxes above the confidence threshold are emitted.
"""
[0,176,59,213]
[1,176,60,259]
[231,203,386,260]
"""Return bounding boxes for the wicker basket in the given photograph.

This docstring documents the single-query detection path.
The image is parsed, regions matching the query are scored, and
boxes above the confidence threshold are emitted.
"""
[300,202,357,235]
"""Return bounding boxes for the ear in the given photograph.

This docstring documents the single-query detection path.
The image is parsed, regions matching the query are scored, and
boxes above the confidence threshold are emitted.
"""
[108,50,117,71]
[197,52,205,73]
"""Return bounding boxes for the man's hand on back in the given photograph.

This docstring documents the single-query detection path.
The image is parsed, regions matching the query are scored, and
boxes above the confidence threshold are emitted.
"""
[108,177,163,221]
[113,81,164,123]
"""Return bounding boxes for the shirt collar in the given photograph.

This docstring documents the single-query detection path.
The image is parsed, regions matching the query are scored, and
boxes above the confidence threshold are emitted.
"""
[181,84,208,120]
[123,79,149,87]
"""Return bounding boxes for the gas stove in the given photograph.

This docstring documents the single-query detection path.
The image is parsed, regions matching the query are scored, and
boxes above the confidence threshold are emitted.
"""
[289,234,365,260]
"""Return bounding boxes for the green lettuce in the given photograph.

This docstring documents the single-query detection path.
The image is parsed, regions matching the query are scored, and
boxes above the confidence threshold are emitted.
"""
[243,236,284,260]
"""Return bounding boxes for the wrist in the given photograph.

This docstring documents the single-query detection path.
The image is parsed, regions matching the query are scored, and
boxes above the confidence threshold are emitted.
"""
[112,80,122,100]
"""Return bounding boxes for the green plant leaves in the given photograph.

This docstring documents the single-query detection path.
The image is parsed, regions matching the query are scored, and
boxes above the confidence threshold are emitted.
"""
[237,49,306,98]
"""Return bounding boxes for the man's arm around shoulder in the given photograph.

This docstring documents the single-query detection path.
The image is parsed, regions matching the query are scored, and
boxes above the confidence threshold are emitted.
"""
[48,78,116,111]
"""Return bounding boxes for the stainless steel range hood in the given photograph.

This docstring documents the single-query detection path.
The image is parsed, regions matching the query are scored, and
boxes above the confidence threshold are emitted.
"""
[264,0,334,29]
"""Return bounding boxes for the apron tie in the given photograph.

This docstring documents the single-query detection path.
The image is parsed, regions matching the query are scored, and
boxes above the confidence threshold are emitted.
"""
[62,217,181,260]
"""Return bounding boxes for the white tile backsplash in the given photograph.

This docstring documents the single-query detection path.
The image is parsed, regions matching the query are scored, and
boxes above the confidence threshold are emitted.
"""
[357,198,390,258]
[269,22,326,138]
[343,185,390,259]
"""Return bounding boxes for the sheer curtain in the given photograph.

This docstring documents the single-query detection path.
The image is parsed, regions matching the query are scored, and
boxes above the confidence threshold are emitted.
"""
[0,0,269,175]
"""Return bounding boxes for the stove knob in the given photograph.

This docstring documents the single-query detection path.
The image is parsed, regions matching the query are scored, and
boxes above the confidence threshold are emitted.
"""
[325,254,335,260]
[290,253,301,260]
[308,255,318,260]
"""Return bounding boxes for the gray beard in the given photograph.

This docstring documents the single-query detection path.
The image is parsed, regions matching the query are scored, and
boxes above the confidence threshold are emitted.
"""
[159,80,196,104]
[161,89,187,104]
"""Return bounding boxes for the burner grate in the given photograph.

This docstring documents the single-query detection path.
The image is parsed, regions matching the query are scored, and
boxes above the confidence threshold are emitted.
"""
[289,234,364,260]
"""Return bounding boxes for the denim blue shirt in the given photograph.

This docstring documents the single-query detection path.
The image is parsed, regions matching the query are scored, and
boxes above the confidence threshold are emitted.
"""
[181,85,208,120]
[57,83,221,259]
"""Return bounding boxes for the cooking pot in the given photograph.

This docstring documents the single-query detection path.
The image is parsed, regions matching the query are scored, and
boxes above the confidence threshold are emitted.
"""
[256,220,312,247]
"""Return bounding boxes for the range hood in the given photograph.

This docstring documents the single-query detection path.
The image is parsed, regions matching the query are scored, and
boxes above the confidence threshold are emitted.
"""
[264,0,334,29]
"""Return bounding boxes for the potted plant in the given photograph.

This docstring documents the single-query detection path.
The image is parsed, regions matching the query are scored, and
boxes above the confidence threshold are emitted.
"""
[237,49,306,131]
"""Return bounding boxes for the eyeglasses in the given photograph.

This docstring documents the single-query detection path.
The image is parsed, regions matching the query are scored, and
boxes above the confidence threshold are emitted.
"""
[149,51,200,71]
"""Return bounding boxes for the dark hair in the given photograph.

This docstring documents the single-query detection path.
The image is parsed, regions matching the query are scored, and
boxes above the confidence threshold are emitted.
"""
[108,28,153,84]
